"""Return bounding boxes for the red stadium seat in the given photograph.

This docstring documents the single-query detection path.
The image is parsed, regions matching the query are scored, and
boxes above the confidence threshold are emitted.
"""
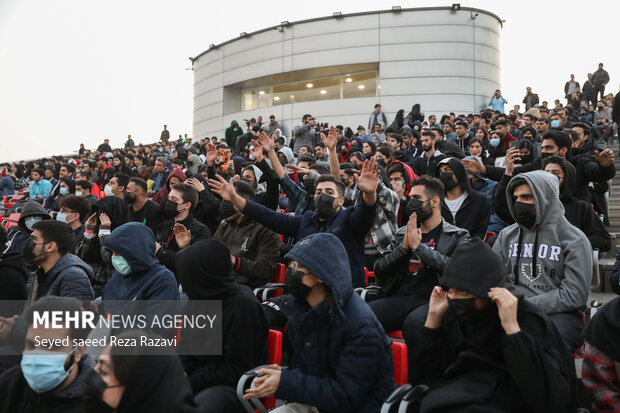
[365,268,375,286]
[484,231,496,242]
[253,263,286,301]
[2,213,20,229]
[388,330,404,339]
[391,341,408,386]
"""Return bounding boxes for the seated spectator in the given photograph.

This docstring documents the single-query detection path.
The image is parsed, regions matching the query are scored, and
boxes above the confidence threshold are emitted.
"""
[57,194,91,254]
[125,177,160,233]
[542,156,611,252]
[371,175,469,350]
[581,296,620,411]
[492,170,592,351]
[410,239,576,411]
[176,239,268,412]
[28,168,52,203]
[436,157,490,239]
[0,220,94,351]
[213,180,280,288]
[255,233,395,412]
[103,222,179,301]
[154,183,211,276]
[75,179,99,204]
[412,130,445,177]
[148,157,170,196]
[152,168,186,204]
[0,166,15,198]
[209,153,380,288]
[2,200,52,256]
[44,164,75,211]
[81,330,198,413]
[104,172,130,200]
[0,296,95,412]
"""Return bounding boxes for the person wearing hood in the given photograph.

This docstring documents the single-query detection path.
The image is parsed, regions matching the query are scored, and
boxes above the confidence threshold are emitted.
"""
[225,120,244,149]
[152,167,186,204]
[102,222,179,302]
[176,239,268,412]
[213,180,280,288]
[404,103,424,129]
[389,109,405,131]
[154,183,211,277]
[0,296,96,413]
[436,157,490,239]
[387,161,417,227]
[2,200,52,256]
[186,146,203,175]
[0,220,94,352]
[540,156,611,252]
[252,233,395,412]
[209,152,380,289]
[410,239,576,412]
[81,329,198,413]
[581,296,620,410]
[492,170,592,352]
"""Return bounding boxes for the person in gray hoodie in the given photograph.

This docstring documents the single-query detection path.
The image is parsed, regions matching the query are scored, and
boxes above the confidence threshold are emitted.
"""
[492,170,592,352]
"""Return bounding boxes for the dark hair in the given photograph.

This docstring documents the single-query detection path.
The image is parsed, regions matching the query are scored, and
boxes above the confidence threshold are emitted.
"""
[455,120,469,129]
[113,172,130,191]
[542,130,572,151]
[520,126,537,139]
[24,296,93,342]
[310,164,330,175]
[233,180,255,201]
[300,145,313,154]
[523,113,537,122]
[492,119,508,128]
[171,182,198,211]
[316,174,345,197]
[541,155,567,170]
[537,117,551,125]
[171,159,184,166]
[314,142,325,149]
[32,168,45,177]
[468,137,484,148]
[59,195,91,221]
[421,130,436,140]
[32,220,74,255]
[349,152,365,163]
[571,122,591,136]
[410,175,444,203]
[390,134,403,145]
[363,141,377,153]
[565,129,580,144]
[129,177,148,194]
[61,164,76,175]
[374,103,381,109]
[376,146,394,159]
[125,153,135,161]
[59,178,76,194]
[75,180,93,192]
[297,154,316,164]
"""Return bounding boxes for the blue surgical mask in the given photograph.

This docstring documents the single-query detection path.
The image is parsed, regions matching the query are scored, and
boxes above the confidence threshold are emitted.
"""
[21,348,76,393]
[111,255,132,275]
[59,187,69,196]
[551,119,560,129]
[24,217,42,231]
[489,138,500,148]
[56,212,75,224]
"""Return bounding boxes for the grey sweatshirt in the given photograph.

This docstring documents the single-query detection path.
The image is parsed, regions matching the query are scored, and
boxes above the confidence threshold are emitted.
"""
[492,170,592,313]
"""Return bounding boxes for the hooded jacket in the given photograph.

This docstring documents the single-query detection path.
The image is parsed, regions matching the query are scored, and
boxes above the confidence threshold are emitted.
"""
[176,239,269,394]
[0,354,96,413]
[103,222,179,301]
[437,157,490,239]
[152,168,186,204]
[213,216,280,288]
[272,233,395,413]
[291,123,318,155]
[0,253,27,317]
[241,192,376,288]
[3,200,52,256]
[225,120,244,149]
[492,171,592,313]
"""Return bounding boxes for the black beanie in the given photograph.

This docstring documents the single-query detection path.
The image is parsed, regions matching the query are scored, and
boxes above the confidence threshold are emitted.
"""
[439,238,507,299]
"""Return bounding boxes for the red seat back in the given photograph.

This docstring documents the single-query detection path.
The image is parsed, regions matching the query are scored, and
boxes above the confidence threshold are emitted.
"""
[272,263,285,284]
[391,341,408,386]
[387,330,404,339]
[261,330,283,410]
[484,231,496,242]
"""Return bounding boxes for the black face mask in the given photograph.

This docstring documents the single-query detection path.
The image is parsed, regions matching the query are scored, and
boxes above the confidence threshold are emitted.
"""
[447,297,478,322]
[81,369,119,413]
[513,201,536,229]
[314,193,337,220]
[285,267,313,303]
[440,172,458,191]
[540,152,554,160]
[519,154,533,165]
[163,199,180,218]
[405,198,433,227]
[376,158,387,168]
[22,239,47,265]
[220,200,238,220]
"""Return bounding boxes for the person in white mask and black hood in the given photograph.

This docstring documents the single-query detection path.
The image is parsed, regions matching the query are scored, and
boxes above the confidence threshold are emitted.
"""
[410,239,576,412]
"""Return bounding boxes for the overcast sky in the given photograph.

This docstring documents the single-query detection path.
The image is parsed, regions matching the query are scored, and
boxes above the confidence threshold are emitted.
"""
[1,0,619,162]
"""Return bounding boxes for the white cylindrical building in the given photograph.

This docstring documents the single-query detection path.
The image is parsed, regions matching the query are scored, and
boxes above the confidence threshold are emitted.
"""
[191,6,502,140]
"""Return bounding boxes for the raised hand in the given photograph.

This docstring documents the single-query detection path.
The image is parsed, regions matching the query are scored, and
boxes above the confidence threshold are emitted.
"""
[257,132,274,153]
[595,149,614,168]
[354,156,380,194]
[425,286,449,329]
[86,213,98,232]
[206,143,218,165]
[99,213,111,230]
[285,163,311,175]
[208,175,238,202]
[504,148,521,177]
[462,156,485,174]
[488,287,520,334]
[185,177,205,192]
[173,223,192,249]
[406,212,422,250]
[250,139,264,162]
[322,126,339,151]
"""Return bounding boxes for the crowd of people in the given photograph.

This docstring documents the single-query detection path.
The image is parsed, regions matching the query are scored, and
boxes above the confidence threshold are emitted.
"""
[0,67,619,412]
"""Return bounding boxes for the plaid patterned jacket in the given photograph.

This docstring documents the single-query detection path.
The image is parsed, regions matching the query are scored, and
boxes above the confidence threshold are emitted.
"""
[582,341,620,412]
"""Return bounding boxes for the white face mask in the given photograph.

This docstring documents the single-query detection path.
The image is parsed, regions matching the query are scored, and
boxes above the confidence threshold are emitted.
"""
[104,185,114,197]
[75,191,83,197]
[56,212,76,224]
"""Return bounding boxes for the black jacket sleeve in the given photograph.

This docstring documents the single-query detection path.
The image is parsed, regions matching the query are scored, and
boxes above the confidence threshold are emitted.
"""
[493,174,515,225]
[255,159,280,211]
